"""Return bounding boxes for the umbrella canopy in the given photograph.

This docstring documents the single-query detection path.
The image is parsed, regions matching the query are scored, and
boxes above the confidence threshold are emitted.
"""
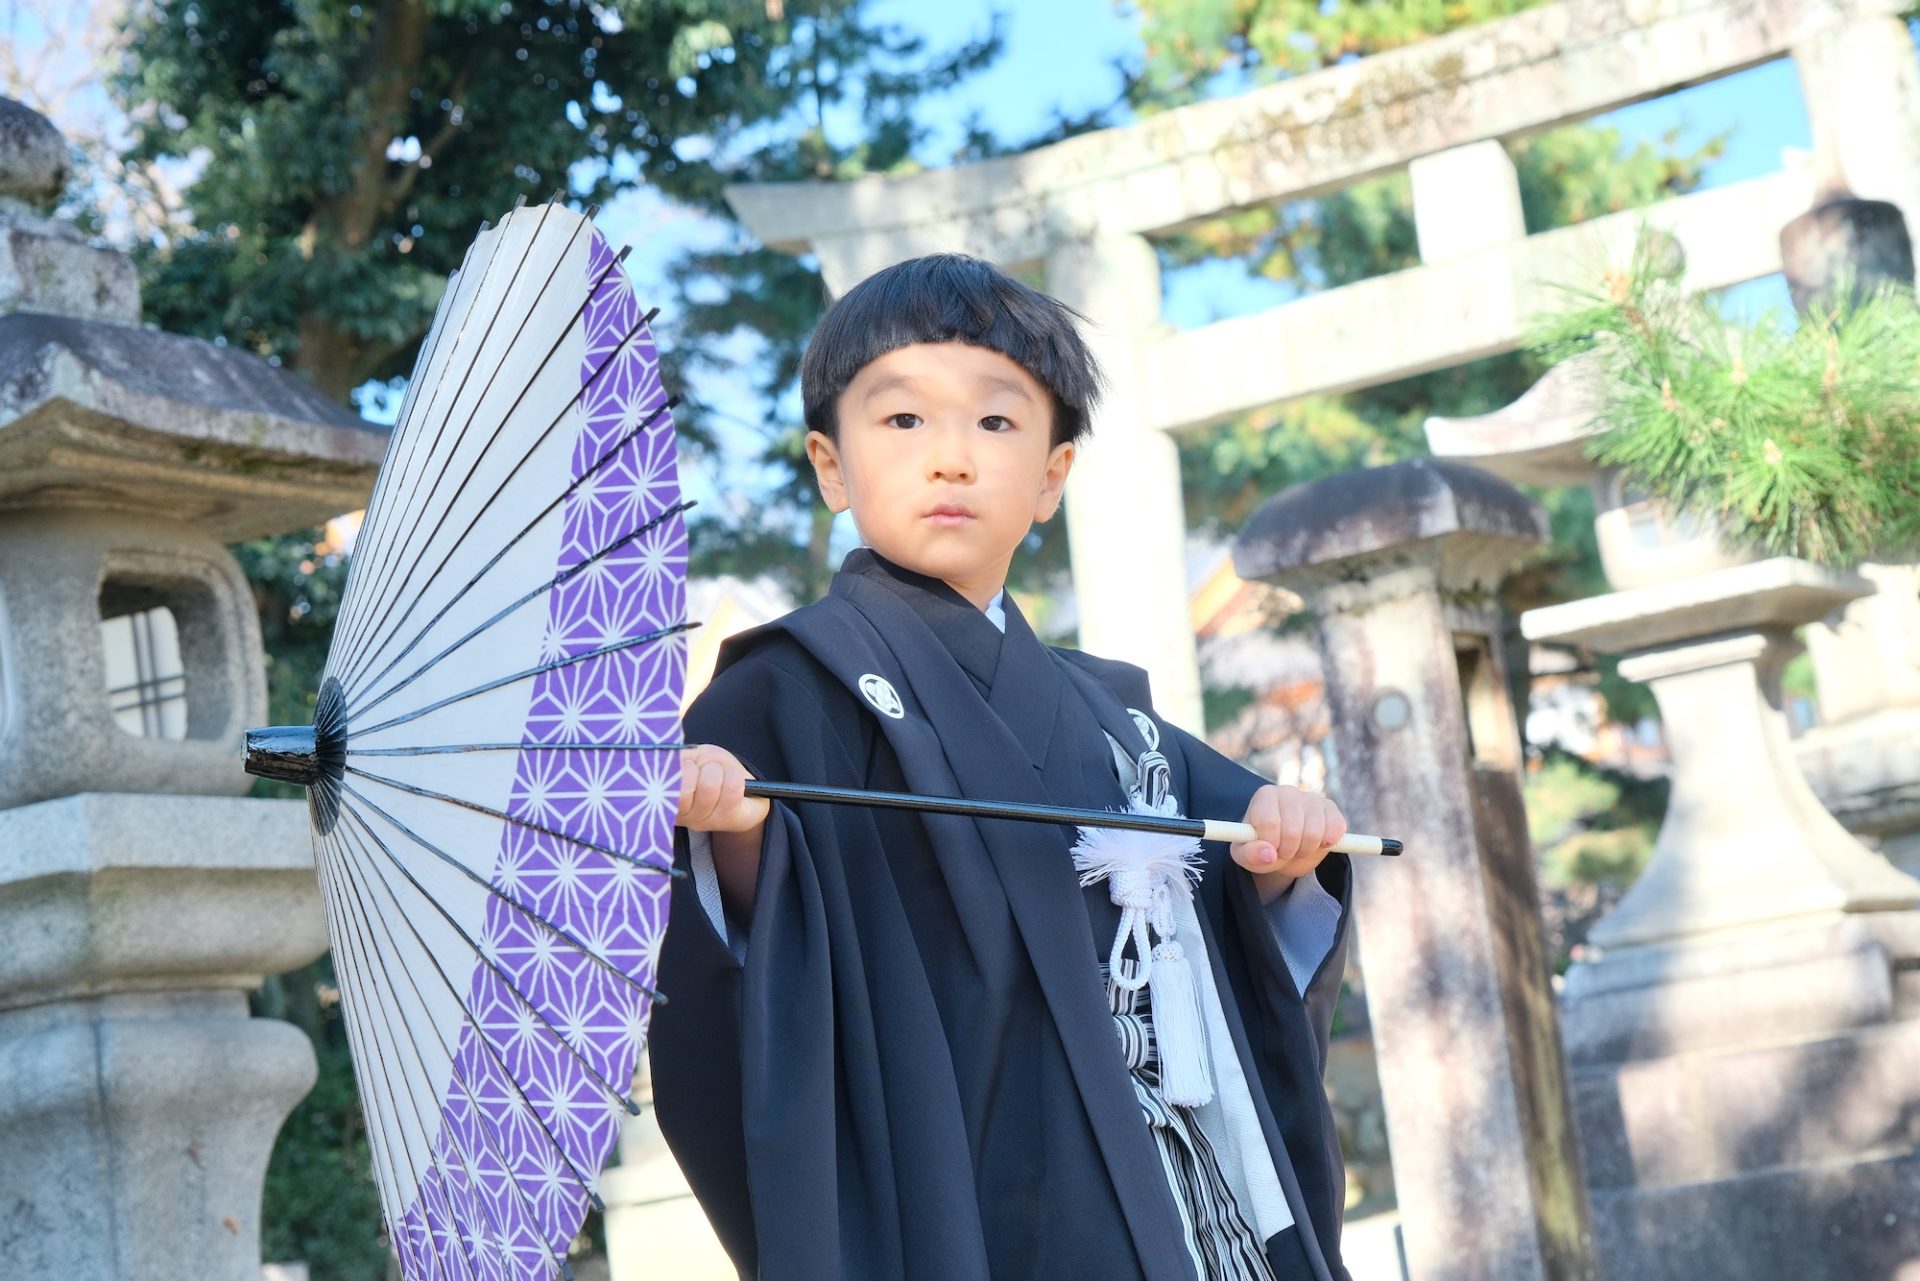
[253,198,687,1280]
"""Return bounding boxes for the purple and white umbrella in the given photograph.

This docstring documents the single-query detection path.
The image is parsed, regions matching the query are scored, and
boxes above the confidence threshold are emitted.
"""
[243,196,1402,1281]
[248,197,687,1280]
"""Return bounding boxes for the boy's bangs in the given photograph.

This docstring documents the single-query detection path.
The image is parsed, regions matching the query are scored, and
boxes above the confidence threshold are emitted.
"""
[801,255,1104,443]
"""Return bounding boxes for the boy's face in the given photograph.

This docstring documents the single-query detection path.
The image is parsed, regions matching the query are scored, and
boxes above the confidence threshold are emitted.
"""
[806,342,1075,609]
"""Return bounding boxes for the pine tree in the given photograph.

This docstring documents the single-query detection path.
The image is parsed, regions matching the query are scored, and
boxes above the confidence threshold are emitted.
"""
[1534,230,1920,566]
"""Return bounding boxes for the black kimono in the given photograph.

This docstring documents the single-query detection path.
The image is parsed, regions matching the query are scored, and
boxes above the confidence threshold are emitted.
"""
[652,550,1353,1281]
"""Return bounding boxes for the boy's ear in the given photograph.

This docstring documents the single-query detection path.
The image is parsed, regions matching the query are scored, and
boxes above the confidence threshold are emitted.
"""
[806,430,850,514]
[1034,440,1075,523]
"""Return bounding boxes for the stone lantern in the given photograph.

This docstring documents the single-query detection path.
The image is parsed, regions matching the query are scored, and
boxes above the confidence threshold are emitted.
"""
[0,98,384,1280]
[1235,460,1596,1281]
[1429,329,1920,1279]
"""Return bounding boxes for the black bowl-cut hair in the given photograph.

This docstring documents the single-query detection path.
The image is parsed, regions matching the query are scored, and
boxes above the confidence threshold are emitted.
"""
[800,254,1104,447]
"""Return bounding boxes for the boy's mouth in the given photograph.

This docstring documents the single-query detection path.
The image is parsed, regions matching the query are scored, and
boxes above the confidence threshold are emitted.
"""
[926,503,975,526]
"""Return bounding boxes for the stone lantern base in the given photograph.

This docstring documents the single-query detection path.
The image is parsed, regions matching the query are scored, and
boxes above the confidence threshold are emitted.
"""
[1525,560,1920,1281]
[0,793,329,1281]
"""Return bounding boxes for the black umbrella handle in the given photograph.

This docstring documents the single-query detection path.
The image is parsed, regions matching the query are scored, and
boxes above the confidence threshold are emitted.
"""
[741,780,1402,857]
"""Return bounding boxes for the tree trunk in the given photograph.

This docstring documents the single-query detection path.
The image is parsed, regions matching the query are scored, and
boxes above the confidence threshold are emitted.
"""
[292,0,433,404]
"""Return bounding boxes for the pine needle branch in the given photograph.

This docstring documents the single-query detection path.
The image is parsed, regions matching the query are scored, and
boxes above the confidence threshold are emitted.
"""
[1531,228,1920,567]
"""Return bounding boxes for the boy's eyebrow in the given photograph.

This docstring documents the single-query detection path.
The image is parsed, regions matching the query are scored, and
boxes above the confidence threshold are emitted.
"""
[862,373,919,401]
[974,373,1035,402]
[861,371,1036,402]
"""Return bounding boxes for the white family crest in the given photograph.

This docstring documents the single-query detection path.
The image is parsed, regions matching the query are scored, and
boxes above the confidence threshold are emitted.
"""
[859,673,906,719]
[1127,707,1160,749]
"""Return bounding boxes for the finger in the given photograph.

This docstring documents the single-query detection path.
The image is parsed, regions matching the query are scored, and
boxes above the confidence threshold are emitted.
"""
[687,759,727,829]
[1245,785,1284,846]
[1276,797,1306,863]
[721,760,749,822]
[1296,805,1326,863]
[1322,802,1348,851]
[1231,836,1279,872]
[674,748,701,823]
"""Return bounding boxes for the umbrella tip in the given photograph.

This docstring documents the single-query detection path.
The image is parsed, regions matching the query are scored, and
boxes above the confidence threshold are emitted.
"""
[243,724,319,787]
[621,1095,641,1116]
[589,1191,606,1214]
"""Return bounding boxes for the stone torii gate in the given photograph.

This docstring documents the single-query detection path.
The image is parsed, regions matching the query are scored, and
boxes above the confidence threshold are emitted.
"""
[722,0,1920,734]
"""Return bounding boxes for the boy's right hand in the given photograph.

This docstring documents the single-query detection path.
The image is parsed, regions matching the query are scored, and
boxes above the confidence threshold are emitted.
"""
[676,744,772,833]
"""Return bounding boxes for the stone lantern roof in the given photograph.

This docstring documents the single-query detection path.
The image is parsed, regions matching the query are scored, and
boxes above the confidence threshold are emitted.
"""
[0,96,384,540]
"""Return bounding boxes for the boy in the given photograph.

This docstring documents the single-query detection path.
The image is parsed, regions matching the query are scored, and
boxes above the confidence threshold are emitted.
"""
[654,255,1354,1281]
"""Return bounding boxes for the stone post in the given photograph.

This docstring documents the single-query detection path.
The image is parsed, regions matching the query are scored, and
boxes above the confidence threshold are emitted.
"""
[0,98,383,1280]
[1046,232,1205,732]
[1235,459,1595,1281]
[1525,562,1920,1281]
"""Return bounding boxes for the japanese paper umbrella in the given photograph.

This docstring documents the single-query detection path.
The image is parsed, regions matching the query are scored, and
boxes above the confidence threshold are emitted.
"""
[244,196,1399,1281]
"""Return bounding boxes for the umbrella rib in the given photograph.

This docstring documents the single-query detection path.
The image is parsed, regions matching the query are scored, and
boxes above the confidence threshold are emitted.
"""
[345,495,694,725]
[337,261,656,698]
[332,205,549,659]
[332,199,578,658]
[319,851,497,1281]
[312,832,445,1264]
[325,226,494,667]
[334,790,649,1109]
[339,777,665,1005]
[328,825,576,1281]
[336,380,677,711]
[331,804,615,1219]
[341,765,678,881]
[321,232,480,689]
[348,623,698,745]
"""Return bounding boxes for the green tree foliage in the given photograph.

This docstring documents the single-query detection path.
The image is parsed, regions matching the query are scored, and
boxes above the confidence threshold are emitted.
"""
[1135,0,1551,103]
[1534,231,1920,566]
[116,0,996,404]
[235,525,350,733]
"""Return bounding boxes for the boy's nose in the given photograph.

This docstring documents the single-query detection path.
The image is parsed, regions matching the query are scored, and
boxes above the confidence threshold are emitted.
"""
[926,423,975,481]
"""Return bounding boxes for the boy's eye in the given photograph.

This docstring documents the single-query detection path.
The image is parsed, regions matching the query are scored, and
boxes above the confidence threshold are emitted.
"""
[886,412,922,430]
[979,415,1012,432]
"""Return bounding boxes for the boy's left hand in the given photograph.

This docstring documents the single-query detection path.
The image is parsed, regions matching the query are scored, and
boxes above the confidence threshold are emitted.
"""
[1231,784,1346,903]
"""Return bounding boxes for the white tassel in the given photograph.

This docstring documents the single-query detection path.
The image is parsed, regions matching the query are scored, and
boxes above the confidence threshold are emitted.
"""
[1147,937,1213,1107]
[1071,817,1214,1106]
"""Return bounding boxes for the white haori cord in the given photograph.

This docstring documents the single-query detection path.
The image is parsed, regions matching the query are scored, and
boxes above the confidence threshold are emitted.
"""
[1072,810,1216,1108]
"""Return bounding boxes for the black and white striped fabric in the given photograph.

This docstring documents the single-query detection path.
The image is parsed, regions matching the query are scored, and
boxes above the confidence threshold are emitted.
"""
[1105,970,1279,1281]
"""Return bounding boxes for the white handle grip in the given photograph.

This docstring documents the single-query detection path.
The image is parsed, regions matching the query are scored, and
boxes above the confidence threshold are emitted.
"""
[1199,820,1402,857]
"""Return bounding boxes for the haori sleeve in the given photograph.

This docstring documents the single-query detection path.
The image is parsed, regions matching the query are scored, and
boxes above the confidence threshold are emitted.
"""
[649,640,874,1278]
[674,638,869,953]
